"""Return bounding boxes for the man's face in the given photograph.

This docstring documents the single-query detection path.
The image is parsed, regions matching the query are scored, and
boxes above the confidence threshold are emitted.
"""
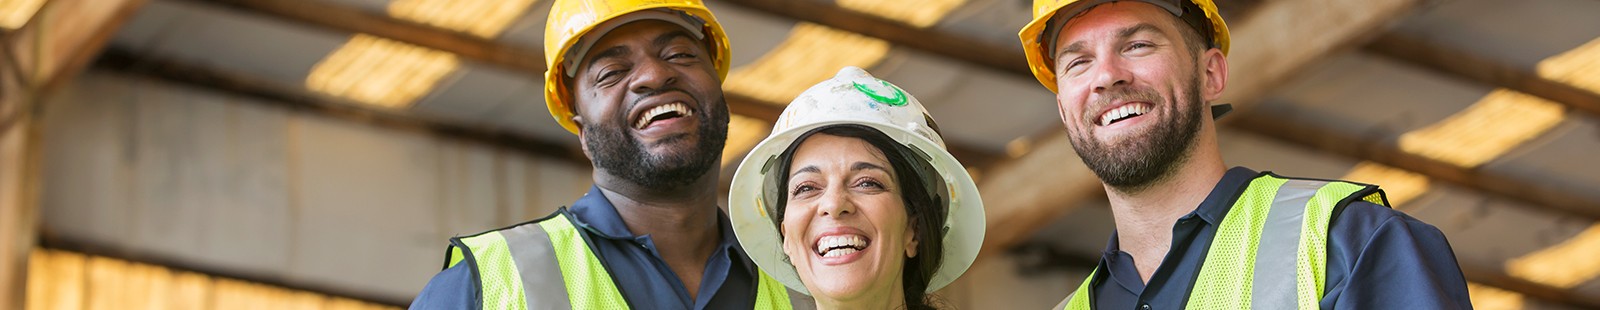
[1051,2,1208,192]
[571,20,729,189]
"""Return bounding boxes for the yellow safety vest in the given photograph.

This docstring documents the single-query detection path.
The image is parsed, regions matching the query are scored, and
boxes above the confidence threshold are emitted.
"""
[444,208,810,309]
[1062,173,1389,310]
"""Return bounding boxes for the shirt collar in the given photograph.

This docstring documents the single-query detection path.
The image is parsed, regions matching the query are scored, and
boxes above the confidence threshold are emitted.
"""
[566,185,757,274]
[568,185,637,239]
[1100,166,1262,256]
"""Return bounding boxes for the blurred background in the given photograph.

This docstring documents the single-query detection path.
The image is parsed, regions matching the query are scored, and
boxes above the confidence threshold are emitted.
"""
[1,0,1598,308]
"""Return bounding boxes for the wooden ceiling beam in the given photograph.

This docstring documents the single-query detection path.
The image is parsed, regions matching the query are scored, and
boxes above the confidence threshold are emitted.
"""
[1231,104,1600,220]
[714,0,1030,77]
[179,0,1003,168]
[95,47,590,165]
[196,0,546,74]
[1,0,149,307]
[2,0,150,94]
[1366,32,1600,118]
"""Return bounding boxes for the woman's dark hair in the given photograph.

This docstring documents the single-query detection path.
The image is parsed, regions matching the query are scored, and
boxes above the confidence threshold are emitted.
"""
[769,124,949,310]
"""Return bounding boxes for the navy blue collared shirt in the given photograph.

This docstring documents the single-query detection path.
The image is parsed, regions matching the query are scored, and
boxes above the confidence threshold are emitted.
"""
[1086,167,1472,310]
[410,186,759,309]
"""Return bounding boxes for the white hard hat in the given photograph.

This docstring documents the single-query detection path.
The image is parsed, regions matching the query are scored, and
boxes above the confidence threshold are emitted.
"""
[729,66,985,295]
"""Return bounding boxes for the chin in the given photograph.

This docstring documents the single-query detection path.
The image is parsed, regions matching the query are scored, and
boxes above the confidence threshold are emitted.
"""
[808,280,878,304]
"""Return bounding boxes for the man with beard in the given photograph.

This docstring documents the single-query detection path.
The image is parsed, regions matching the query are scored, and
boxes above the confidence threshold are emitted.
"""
[409,1,809,309]
[1018,1,1471,309]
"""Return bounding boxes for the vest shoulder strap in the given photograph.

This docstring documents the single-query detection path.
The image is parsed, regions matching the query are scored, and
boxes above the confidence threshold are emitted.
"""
[443,208,628,310]
[443,208,811,310]
[1186,173,1387,310]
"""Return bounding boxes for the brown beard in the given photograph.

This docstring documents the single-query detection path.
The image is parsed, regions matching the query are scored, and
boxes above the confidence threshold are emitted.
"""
[1067,73,1205,194]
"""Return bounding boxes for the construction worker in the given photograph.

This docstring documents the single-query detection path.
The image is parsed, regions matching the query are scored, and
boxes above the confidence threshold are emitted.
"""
[410,0,809,309]
[1017,0,1472,309]
[727,67,985,309]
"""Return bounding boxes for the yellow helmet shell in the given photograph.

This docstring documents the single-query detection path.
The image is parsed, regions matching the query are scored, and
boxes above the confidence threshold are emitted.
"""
[1017,0,1230,93]
[543,0,731,134]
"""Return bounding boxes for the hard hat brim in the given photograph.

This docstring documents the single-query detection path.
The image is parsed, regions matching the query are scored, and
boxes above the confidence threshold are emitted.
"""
[729,118,986,295]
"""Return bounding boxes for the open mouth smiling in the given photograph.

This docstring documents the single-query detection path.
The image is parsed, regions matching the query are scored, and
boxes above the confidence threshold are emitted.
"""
[814,234,870,258]
[1096,102,1152,127]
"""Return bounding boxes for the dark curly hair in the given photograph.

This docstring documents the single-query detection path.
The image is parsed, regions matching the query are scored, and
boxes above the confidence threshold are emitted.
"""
[769,124,949,310]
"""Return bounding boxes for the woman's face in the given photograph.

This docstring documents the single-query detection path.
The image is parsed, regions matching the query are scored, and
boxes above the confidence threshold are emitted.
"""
[780,133,917,304]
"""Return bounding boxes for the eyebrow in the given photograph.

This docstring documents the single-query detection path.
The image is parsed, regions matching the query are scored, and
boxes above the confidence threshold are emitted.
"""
[582,45,630,74]
[788,161,889,178]
[654,30,697,49]
[1056,22,1165,59]
[790,166,820,178]
[851,162,890,174]
[580,30,699,76]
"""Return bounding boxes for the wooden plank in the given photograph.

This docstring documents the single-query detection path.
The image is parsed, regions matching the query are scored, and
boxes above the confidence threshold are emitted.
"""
[4,0,149,94]
[196,0,545,74]
[40,238,407,307]
[0,30,39,310]
[716,0,1030,76]
[1367,32,1600,118]
[1230,105,1600,223]
[178,0,1005,168]
[94,47,588,165]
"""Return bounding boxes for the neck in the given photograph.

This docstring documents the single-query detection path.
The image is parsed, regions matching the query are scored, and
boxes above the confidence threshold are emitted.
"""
[592,168,723,297]
[815,277,908,310]
[591,167,722,239]
[1106,130,1226,283]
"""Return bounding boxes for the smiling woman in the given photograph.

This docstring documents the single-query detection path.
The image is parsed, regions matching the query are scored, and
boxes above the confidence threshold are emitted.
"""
[729,67,985,310]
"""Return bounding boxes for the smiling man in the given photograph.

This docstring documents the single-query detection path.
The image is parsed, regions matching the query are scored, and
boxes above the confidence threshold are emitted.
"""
[409,1,808,309]
[1017,0,1472,309]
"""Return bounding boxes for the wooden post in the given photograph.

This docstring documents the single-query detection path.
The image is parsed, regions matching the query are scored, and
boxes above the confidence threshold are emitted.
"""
[0,0,148,306]
[0,31,40,310]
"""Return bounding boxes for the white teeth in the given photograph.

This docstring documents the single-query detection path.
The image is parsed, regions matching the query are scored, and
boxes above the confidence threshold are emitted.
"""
[635,102,690,129]
[823,248,858,257]
[815,235,869,257]
[1097,104,1150,127]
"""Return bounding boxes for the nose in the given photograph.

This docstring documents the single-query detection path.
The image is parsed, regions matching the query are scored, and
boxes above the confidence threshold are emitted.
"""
[1088,56,1130,93]
[816,188,855,218]
[629,58,678,95]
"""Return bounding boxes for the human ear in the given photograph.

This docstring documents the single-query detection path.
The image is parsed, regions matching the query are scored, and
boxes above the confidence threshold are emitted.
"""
[1200,48,1228,102]
[904,226,919,258]
[573,115,592,158]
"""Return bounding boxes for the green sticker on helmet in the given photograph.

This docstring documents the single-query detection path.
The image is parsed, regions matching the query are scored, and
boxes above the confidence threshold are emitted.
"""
[852,80,907,107]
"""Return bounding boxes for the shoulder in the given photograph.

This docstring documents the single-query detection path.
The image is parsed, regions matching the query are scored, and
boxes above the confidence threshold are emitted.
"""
[442,208,576,275]
[1332,200,1444,240]
[1328,199,1455,262]
[410,263,478,310]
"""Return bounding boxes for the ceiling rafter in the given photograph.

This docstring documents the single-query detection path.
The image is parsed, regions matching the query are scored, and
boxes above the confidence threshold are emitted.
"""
[1233,104,1600,220]
[715,0,1030,76]
[1367,32,1600,118]
[182,0,1003,169]
[95,47,590,165]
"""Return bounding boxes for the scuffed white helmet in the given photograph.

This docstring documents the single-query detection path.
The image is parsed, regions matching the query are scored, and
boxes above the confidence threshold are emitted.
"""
[728,66,984,295]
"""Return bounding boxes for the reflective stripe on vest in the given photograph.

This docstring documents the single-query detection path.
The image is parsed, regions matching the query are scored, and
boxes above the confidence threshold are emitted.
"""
[445,209,809,309]
[1060,174,1387,310]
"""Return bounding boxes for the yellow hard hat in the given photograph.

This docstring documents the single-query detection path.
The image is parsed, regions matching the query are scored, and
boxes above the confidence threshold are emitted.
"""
[1018,0,1230,93]
[544,0,731,135]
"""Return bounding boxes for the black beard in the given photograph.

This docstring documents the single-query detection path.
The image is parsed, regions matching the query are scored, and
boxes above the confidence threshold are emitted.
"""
[1068,75,1204,194]
[584,93,730,190]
